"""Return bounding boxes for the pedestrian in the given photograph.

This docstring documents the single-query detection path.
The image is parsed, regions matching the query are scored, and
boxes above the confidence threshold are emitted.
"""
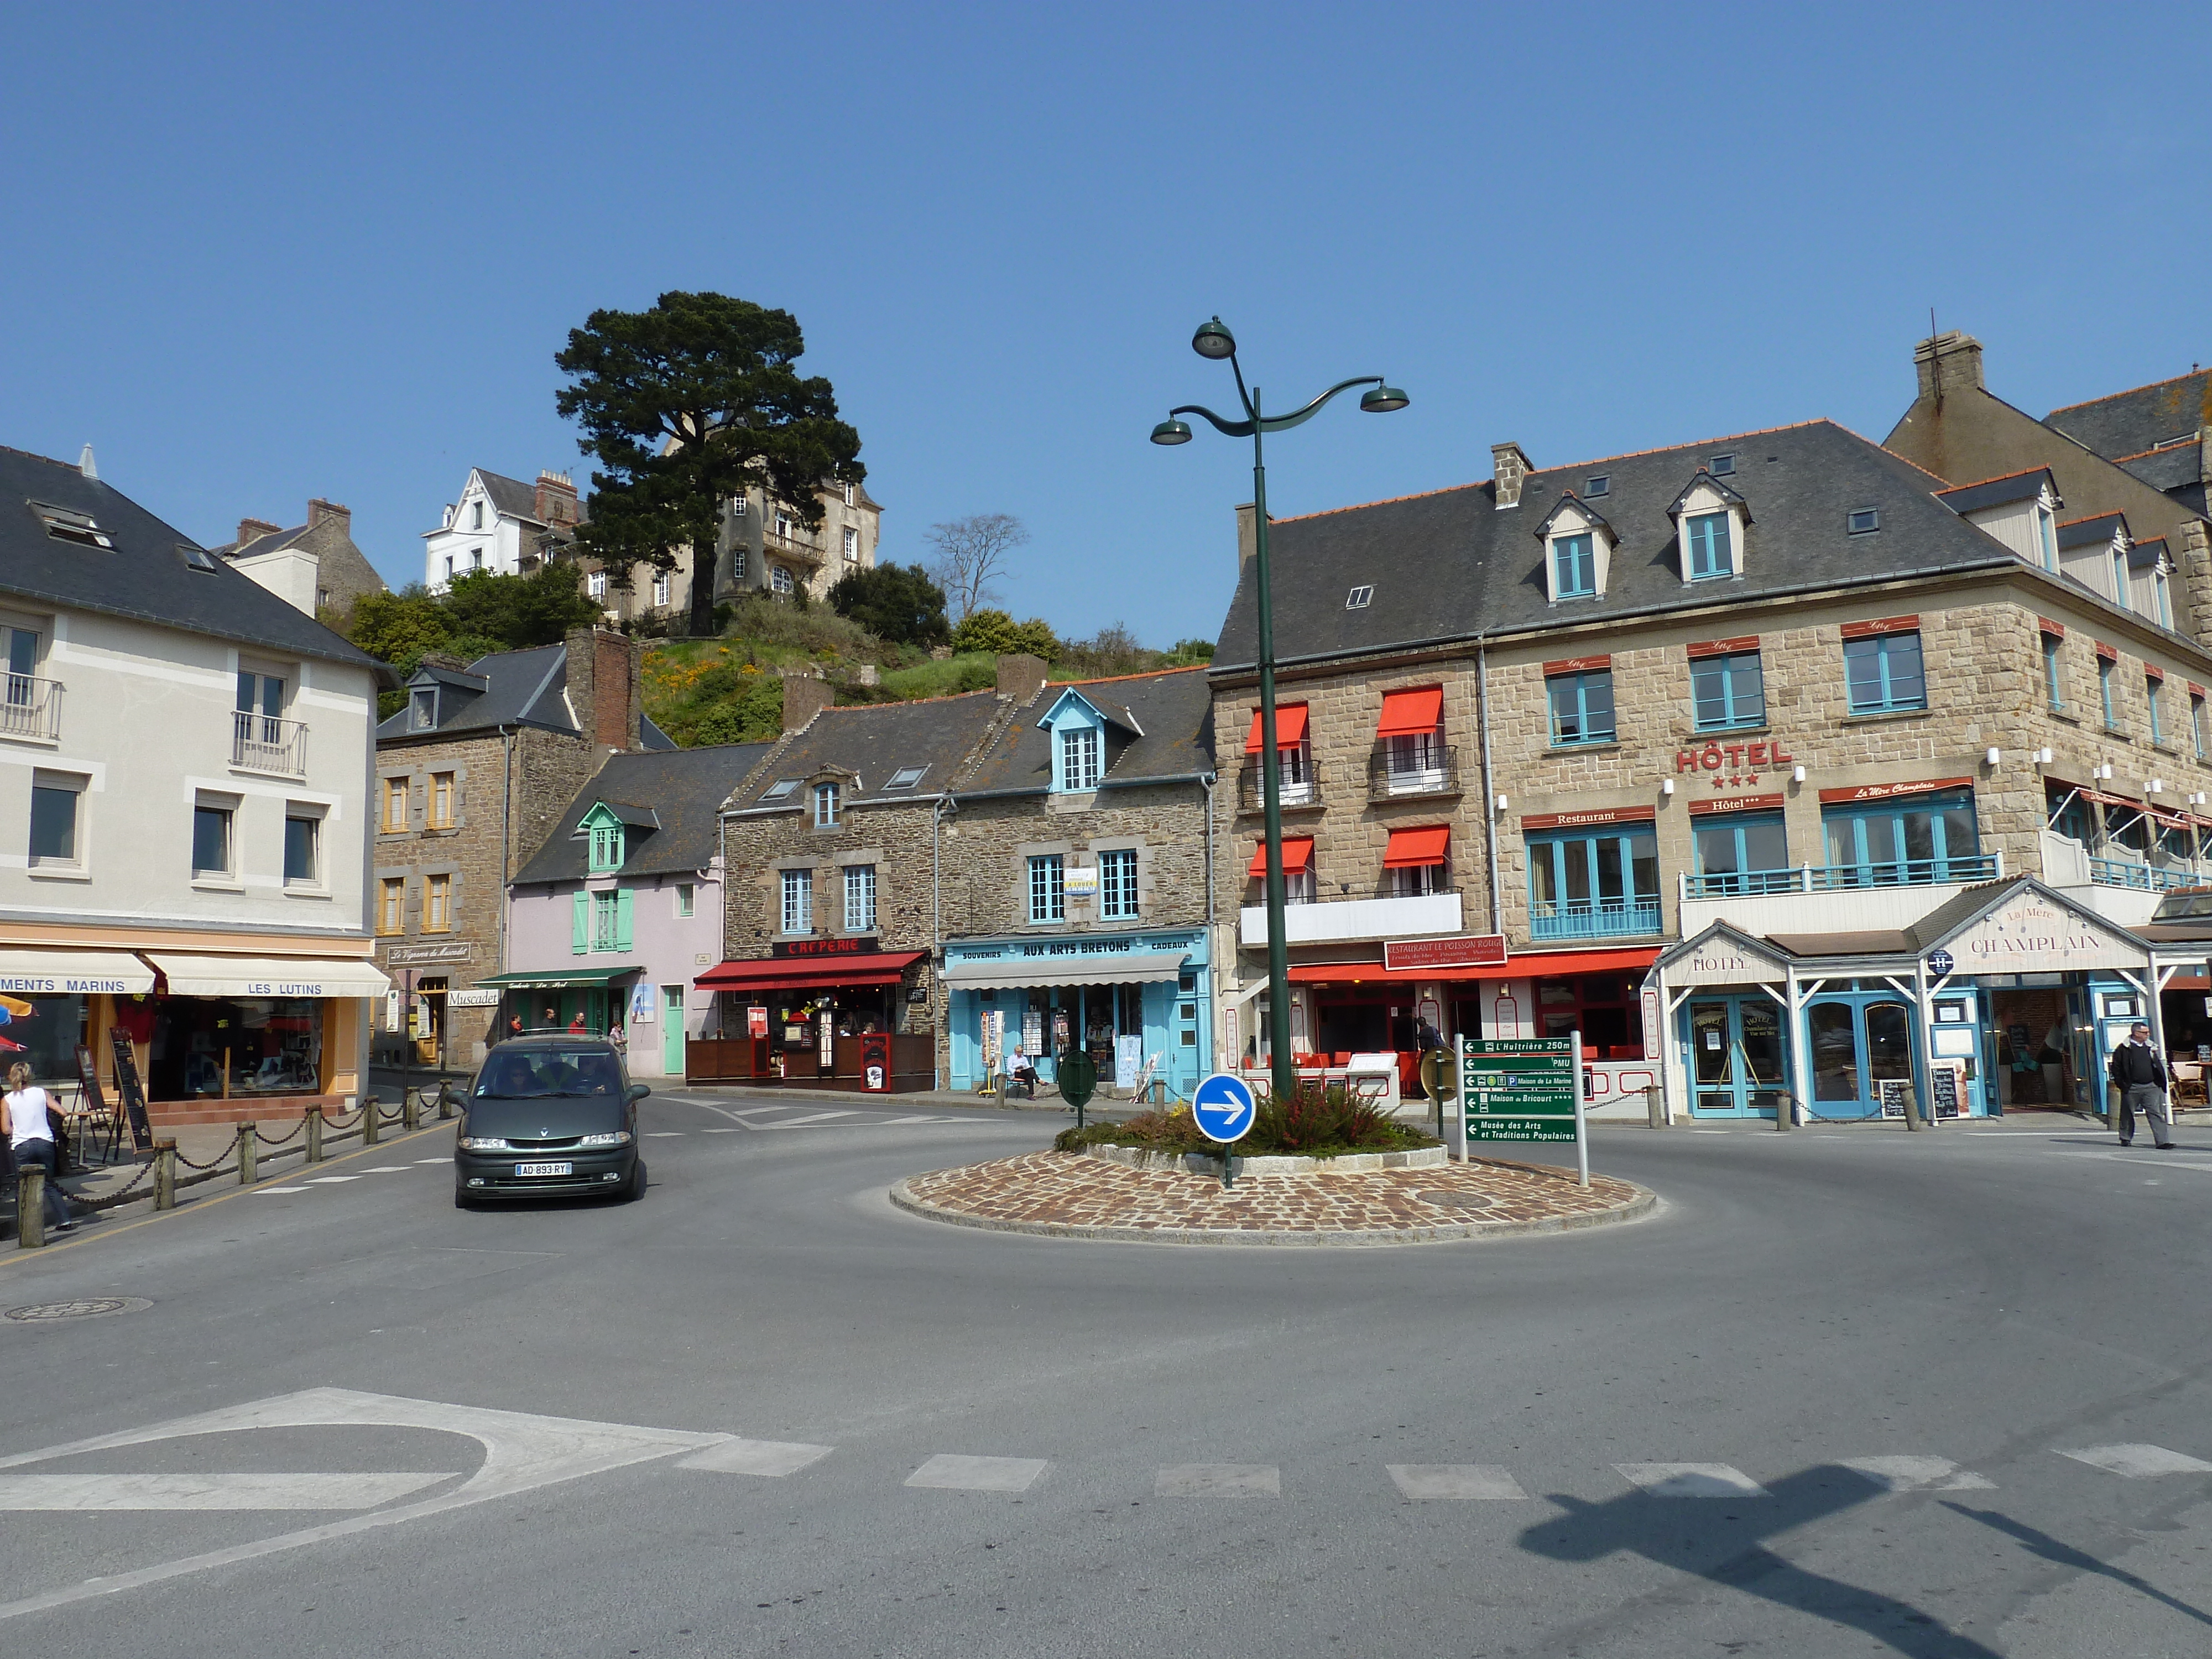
[567,1009,587,1035]
[2107,1021,2176,1149]
[607,1022,627,1058]
[508,1013,524,1040]
[3,1061,77,1234]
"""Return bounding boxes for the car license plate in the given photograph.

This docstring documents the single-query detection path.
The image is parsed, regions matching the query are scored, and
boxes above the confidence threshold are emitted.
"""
[514,1161,573,1177]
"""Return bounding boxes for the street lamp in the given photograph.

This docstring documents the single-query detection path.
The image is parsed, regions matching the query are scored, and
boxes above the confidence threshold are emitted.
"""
[1152,317,1407,1108]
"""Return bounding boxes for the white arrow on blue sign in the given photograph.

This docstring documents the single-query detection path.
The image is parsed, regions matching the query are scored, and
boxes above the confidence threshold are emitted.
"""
[1191,1072,1258,1144]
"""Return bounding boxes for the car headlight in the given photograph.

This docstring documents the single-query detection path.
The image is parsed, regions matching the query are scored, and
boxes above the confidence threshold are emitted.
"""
[457,1135,513,1151]
[577,1131,633,1147]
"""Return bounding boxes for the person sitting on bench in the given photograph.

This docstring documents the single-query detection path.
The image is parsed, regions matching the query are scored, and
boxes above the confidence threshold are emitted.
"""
[1008,1046,1038,1100]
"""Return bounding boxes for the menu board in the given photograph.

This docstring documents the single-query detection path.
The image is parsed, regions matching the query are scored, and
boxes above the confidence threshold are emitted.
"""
[1930,1067,1963,1120]
[1878,1078,1913,1119]
[107,1027,153,1151]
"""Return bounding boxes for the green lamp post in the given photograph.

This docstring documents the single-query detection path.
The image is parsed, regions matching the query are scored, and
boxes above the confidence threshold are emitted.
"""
[1152,318,1407,1107]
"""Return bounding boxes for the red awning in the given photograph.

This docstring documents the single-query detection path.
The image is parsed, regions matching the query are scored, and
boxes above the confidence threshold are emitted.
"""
[1382,825,1451,868]
[695,950,927,992]
[1376,686,1443,738]
[1249,836,1315,877]
[1288,945,1662,985]
[1244,703,1310,754]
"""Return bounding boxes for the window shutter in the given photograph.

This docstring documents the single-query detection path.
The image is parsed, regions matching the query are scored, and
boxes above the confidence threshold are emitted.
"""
[616,888,634,951]
[572,891,589,955]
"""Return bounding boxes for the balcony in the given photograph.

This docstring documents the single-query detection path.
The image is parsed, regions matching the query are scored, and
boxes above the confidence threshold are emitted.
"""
[1682,854,2000,899]
[1680,851,2007,941]
[1239,890,1460,946]
[765,528,827,566]
[1235,762,1321,813]
[1366,744,1461,802]
[2089,857,2203,894]
[0,675,61,742]
[232,710,307,776]
[1529,899,1663,942]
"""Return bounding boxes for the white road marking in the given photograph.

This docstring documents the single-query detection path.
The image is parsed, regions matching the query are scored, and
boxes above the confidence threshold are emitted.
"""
[701,1127,744,1133]
[905,1454,1047,1493]
[643,1133,686,1139]
[0,1472,457,1510]
[361,1166,413,1173]
[1615,1463,1770,1498]
[772,1111,858,1125]
[1155,1463,1280,1496]
[415,1159,450,1165]
[875,1115,939,1125]
[1838,1456,1995,1492]
[256,1187,311,1194]
[2059,1443,2212,1478]
[676,1439,834,1478]
[306,1176,359,1185]
[1387,1464,1527,1500]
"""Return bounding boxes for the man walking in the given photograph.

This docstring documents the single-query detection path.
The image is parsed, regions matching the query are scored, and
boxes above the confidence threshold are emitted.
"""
[2108,1022,2176,1149]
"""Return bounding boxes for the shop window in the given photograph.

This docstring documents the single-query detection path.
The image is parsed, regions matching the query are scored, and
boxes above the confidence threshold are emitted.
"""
[1098,848,1139,919]
[1526,827,1659,940]
[1819,788,1982,885]
[2042,634,2064,711]
[283,810,320,886]
[1028,854,1065,924]
[1534,974,1645,1060]
[378,878,405,936]
[1844,631,1926,714]
[28,771,82,868]
[430,771,456,828]
[844,864,877,932]
[780,869,813,935]
[192,799,233,878]
[1547,669,1616,745]
[1691,812,1788,895]
[152,997,323,1100]
[1691,650,1764,731]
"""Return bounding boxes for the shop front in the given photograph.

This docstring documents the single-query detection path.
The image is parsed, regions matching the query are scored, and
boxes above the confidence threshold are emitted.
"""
[473,966,640,1044]
[689,940,933,1091]
[943,928,1209,1099]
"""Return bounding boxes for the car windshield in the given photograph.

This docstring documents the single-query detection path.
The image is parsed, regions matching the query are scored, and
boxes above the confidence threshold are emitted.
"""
[475,1049,622,1099]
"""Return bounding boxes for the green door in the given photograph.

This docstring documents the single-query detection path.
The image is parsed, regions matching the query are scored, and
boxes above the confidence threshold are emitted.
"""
[662,984,686,1077]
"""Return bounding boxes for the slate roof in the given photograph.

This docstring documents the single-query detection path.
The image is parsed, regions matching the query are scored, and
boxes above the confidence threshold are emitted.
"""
[2047,371,2212,464]
[1210,420,2025,671]
[2057,513,2126,552]
[2115,443,2205,498]
[374,643,575,739]
[512,742,772,886]
[724,691,1010,811]
[959,666,1215,795]
[0,446,383,672]
[1933,468,2057,516]
[479,469,547,524]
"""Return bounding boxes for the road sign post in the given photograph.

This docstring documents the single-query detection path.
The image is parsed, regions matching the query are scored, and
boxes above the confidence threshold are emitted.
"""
[1191,1071,1258,1190]
[1058,1046,1098,1128]
[1457,1030,1589,1188]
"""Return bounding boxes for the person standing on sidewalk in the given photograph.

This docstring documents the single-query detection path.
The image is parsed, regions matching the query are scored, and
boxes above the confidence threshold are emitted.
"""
[2108,1022,2176,1149]
[3,1062,76,1234]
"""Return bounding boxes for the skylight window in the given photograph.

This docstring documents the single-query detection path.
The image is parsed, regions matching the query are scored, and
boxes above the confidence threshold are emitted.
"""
[181,544,220,573]
[884,765,928,791]
[1709,453,1736,477]
[30,502,112,549]
[761,779,801,802]
[1585,475,1610,498]
[1848,508,1880,535]
[1346,585,1374,610]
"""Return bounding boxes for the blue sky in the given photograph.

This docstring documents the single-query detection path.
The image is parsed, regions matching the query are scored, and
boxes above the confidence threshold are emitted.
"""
[5,2,2206,649]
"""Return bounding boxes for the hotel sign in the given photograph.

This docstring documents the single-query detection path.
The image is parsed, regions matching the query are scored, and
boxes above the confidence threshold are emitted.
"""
[1943,891,2147,973]
[1383,934,1507,972]
[1818,776,1974,805]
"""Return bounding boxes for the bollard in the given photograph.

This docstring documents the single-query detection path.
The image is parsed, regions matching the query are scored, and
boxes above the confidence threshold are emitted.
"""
[437,1081,457,1120]
[1903,1091,1926,1132]
[363,1093,381,1146]
[305,1105,324,1164]
[403,1088,420,1133]
[238,1123,257,1186]
[1773,1092,1793,1131]
[1645,1086,1667,1130]
[17,1170,46,1248]
[154,1140,178,1209]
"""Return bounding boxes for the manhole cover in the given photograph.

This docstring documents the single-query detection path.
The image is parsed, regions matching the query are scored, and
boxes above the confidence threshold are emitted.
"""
[1417,1191,1501,1214]
[5,1297,152,1322]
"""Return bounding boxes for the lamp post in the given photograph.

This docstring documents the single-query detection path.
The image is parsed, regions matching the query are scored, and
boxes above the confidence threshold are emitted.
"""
[1153,319,1407,1107]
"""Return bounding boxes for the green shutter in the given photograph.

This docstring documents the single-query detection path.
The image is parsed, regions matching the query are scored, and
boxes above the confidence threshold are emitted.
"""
[615,888,634,951]
[572,891,589,954]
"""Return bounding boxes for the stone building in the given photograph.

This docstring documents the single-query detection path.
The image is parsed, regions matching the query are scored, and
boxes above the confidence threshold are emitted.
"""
[421,467,584,592]
[212,498,388,625]
[605,478,885,623]
[2044,366,2212,519]
[1211,413,2212,1125]
[371,628,661,1066]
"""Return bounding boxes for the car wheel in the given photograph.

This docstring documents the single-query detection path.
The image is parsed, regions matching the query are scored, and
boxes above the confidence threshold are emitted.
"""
[454,1183,473,1209]
[623,1160,647,1202]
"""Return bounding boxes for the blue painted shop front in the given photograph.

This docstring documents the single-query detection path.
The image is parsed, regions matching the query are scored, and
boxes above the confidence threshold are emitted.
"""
[944,927,1210,1099]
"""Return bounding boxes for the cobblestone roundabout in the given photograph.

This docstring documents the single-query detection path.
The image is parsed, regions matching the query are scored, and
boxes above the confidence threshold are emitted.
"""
[890,1151,1655,1245]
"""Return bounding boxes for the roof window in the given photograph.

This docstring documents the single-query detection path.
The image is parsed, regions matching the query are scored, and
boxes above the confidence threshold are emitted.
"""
[884,765,928,791]
[1848,508,1880,535]
[761,779,801,802]
[1585,474,1610,498]
[1709,453,1736,477]
[1346,585,1374,610]
[181,544,221,573]
[30,502,112,549]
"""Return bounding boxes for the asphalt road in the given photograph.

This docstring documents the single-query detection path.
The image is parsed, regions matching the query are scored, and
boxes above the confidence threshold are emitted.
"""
[4,1095,2212,1658]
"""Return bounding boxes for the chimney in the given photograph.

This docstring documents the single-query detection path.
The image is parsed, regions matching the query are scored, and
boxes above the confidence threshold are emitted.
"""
[565,627,645,751]
[1235,502,1259,569]
[235,517,281,547]
[78,444,97,481]
[307,498,351,534]
[1914,331,1985,403]
[781,671,834,733]
[1491,442,1533,510]
[994,653,1048,706]
[535,469,578,526]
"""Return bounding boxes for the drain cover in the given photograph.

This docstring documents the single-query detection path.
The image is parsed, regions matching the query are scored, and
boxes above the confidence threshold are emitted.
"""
[5,1296,152,1322]
[1417,1191,1500,1214]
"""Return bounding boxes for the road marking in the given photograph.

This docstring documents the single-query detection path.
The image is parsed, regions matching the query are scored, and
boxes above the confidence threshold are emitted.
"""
[1155,1463,1279,1496]
[905,1454,1047,1493]
[256,1187,311,1194]
[0,1472,458,1510]
[2059,1443,2212,1478]
[772,1111,858,1125]
[875,1115,938,1125]
[416,1159,450,1165]
[306,1176,359,1185]
[1387,1464,1527,1500]
[1838,1456,1995,1491]
[701,1127,744,1133]
[643,1133,687,1139]
[676,1439,834,1478]
[361,1166,414,1173]
[1615,1463,1770,1498]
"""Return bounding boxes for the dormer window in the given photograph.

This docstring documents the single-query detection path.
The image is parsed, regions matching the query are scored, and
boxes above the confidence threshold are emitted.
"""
[1709,453,1736,477]
[1061,727,1101,791]
[1686,512,1733,578]
[885,765,927,791]
[410,687,437,729]
[1553,533,1595,597]
[815,782,841,827]
[2036,495,2059,571]
[1537,494,1614,603]
[30,503,111,549]
[588,820,624,872]
[1585,475,1610,498]
[761,779,800,802]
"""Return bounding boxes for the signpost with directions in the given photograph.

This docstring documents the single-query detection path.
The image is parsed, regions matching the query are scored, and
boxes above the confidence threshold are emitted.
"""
[1455,1031,1588,1187]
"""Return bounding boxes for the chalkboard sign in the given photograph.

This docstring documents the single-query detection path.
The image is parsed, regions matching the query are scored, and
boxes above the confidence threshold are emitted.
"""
[108,1027,153,1152]
[1930,1066,1962,1120]
[1878,1077,1914,1119]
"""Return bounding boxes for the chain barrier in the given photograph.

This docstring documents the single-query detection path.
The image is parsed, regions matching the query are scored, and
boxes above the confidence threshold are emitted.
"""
[79,1158,159,1211]
[324,1109,366,1131]
[257,1117,309,1147]
[169,1128,247,1173]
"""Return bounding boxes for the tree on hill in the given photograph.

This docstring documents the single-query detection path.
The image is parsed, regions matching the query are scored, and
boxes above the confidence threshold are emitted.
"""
[951,608,1059,659]
[555,291,863,638]
[925,513,1027,621]
[826,561,950,648]
[347,567,603,714]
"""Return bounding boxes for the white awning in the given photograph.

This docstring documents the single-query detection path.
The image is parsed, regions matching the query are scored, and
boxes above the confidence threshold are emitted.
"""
[0,948,155,997]
[145,953,391,999]
[943,952,1187,991]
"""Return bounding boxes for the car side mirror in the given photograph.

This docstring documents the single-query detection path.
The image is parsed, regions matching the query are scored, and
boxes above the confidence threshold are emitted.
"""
[628,1083,651,1102]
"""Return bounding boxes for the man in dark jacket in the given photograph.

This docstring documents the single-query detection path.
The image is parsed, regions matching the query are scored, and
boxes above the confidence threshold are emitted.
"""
[2108,1022,2176,1149]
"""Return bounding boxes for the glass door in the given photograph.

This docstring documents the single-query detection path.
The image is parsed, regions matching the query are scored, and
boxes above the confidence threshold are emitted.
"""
[1804,995,1921,1119]
[1684,995,1787,1117]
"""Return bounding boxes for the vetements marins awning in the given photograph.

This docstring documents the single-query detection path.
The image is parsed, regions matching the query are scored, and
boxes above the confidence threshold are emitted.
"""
[1376,687,1443,737]
[943,952,1188,991]
[695,950,927,992]
[0,948,155,997]
[475,967,640,990]
[1288,946,1662,984]
[1244,703,1309,753]
[1382,825,1452,868]
[144,954,390,998]
[1249,836,1315,877]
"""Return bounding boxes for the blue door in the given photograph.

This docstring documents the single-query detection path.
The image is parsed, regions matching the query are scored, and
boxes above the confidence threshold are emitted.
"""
[1804,995,1919,1119]
[1684,995,1787,1117]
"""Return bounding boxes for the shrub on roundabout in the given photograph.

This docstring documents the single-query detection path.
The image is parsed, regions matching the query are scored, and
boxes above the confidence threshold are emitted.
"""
[1054,1079,1441,1161]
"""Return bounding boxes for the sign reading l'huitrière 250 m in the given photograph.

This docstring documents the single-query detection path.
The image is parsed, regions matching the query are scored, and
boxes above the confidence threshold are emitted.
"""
[1460,1037,1577,1143]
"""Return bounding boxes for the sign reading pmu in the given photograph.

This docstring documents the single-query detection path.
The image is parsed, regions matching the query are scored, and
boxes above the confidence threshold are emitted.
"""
[1459,1037,1577,1144]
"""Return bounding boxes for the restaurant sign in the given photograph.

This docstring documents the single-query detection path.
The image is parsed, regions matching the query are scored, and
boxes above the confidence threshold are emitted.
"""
[772,936,879,958]
[383,942,473,966]
[1383,934,1507,972]
[1940,890,2147,973]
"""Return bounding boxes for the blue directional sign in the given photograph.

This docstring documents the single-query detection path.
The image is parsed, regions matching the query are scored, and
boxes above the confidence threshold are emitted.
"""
[1191,1072,1258,1144]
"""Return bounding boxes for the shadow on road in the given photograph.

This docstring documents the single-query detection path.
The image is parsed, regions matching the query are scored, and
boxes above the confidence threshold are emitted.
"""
[1940,1502,2212,1631]
[1518,1465,2001,1658]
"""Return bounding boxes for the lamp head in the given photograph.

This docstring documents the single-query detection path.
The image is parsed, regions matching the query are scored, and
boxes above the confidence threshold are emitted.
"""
[1191,317,1237,360]
[1360,384,1410,413]
[1150,419,1193,446]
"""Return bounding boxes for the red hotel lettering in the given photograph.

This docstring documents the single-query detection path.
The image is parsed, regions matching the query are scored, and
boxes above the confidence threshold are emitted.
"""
[1680,739,1792,773]
[1677,750,1700,773]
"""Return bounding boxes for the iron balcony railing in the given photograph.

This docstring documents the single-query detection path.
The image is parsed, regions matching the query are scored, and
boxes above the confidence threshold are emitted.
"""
[1365,744,1460,802]
[2090,857,2202,893]
[0,674,61,741]
[1682,851,2002,899]
[1528,899,1663,942]
[1235,761,1321,813]
[232,709,307,776]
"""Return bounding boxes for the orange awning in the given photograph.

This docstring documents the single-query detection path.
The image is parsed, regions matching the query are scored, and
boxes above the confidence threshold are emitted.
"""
[1244,702,1310,754]
[1376,686,1443,737]
[1382,825,1451,868]
[1289,945,1661,984]
[1249,836,1314,877]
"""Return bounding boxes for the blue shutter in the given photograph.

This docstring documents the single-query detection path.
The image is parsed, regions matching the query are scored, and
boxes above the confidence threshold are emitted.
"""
[571,891,589,954]
[615,888,634,951]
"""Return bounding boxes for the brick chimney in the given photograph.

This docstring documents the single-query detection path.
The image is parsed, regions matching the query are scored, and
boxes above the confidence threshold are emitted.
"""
[534,470,579,527]
[994,653,1048,706]
[1914,331,1985,403]
[235,517,281,547]
[307,498,351,534]
[564,627,644,750]
[1235,502,1259,569]
[781,671,834,733]
[1491,443,1533,510]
